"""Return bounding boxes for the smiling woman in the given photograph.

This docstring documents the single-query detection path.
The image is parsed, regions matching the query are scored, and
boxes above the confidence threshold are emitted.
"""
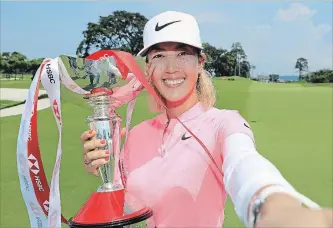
[80,10,333,228]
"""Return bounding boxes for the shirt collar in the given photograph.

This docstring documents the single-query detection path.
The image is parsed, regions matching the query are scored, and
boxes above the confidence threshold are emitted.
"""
[157,102,206,124]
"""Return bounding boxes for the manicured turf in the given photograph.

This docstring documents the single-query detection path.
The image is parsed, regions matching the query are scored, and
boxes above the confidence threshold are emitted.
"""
[0,76,332,228]
[0,100,19,109]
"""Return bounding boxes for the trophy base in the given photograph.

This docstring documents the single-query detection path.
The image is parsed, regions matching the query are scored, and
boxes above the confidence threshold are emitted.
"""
[67,207,153,228]
[68,190,154,228]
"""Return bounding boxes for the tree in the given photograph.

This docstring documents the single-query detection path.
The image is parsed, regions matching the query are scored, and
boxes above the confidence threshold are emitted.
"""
[1,52,28,74]
[229,42,251,77]
[269,74,279,82]
[202,42,228,76]
[202,42,219,74]
[295,57,308,80]
[1,52,44,75]
[202,42,252,77]
[77,11,148,57]
[28,58,44,72]
[218,51,236,76]
[240,60,251,78]
[0,55,10,73]
[305,69,333,83]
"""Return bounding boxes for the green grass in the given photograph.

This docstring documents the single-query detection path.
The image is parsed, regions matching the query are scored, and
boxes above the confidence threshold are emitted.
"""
[0,78,332,228]
[0,79,34,89]
[0,100,19,109]
[0,73,32,80]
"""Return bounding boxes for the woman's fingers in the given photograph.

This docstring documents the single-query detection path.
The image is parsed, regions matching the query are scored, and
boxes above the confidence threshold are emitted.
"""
[90,158,109,169]
[80,130,95,143]
[84,157,109,177]
[83,127,126,143]
[121,127,127,138]
[83,139,107,154]
[84,150,109,164]
[81,127,126,177]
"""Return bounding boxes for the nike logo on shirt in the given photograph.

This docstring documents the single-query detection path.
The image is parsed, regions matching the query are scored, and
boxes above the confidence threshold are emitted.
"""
[155,20,181,31]
[181,133,192,140]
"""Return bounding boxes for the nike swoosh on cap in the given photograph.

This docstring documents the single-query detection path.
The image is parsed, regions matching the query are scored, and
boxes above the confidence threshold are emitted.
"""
[155,20,181,31]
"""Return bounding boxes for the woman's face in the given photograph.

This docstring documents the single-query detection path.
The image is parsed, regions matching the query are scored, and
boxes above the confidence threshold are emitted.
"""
[146,42,205,104]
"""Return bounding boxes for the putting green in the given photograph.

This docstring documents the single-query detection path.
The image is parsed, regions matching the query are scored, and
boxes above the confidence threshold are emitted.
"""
[0,78,331,228]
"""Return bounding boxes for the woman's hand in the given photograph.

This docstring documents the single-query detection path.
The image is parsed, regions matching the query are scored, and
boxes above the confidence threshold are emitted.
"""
[256,193,333,227]
[80,128,126,176]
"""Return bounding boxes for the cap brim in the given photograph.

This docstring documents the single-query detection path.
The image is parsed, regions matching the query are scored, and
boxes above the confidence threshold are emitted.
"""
[136,47,149,57]
[137,41,203,57]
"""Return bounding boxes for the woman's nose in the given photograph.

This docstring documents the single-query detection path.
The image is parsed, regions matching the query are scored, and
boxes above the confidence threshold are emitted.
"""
[165,57,178,73]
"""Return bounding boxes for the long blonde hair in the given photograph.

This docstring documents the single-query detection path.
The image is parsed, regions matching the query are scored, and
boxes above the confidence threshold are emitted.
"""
[147,69,216,113]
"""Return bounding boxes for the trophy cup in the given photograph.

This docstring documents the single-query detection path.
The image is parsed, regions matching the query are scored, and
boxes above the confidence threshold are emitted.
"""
[64,55,154,227]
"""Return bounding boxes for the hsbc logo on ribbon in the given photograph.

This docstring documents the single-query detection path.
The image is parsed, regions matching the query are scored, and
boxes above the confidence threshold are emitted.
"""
[46,63,55,84]
[52,100,61,122]
[28,154,40,175]
[28,154,44,192]
[43,200,49,212]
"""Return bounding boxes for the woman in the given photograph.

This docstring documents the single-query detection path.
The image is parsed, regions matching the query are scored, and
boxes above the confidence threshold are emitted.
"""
[80,11,332,227]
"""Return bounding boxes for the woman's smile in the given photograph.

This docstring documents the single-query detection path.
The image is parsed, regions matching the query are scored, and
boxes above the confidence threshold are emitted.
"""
[162,78,186,88]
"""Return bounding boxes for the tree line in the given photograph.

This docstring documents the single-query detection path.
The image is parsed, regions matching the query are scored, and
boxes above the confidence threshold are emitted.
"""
[0,52,43,75]
[255,58,332,83]
[1,10,331,83]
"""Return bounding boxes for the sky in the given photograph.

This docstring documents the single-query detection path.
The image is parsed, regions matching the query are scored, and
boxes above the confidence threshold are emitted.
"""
[1,1,332,76]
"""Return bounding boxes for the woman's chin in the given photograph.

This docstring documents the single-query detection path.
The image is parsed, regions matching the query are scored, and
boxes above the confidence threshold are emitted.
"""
[163,93,191,106]
[165,96,184,103]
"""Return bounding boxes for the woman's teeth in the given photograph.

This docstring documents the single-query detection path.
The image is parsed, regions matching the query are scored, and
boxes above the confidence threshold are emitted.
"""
[163,79,185,87]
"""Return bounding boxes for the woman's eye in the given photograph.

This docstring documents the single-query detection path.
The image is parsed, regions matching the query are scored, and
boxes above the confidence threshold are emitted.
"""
[152,54,163,59]
[178,51,189,56]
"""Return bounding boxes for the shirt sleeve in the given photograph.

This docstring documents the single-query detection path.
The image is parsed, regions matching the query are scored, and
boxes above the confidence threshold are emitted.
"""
[218,110,255,145]
[218,112,301,225]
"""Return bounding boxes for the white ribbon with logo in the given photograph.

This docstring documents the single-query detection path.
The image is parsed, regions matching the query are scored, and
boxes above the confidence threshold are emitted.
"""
[17,61,49,228]
[17,58,64,227]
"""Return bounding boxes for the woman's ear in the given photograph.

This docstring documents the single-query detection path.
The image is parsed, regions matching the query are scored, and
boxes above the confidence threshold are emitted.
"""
[198,52,207,70]
[200,52,207,64]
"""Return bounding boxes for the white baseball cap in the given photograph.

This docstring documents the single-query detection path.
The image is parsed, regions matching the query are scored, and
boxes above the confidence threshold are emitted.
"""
[137,11,203,56]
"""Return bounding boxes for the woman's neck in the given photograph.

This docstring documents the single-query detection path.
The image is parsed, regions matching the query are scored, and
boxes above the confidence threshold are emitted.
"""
[165,91,199,119]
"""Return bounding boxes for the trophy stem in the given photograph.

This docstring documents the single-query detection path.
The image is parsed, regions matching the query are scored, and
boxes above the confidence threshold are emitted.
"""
[85,89,124,192]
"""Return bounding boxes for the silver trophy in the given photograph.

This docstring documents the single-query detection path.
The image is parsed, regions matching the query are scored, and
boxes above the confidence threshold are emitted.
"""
[62,54,154,228]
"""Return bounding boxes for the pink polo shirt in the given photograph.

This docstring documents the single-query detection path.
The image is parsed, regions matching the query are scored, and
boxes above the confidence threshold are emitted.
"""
[122,102,255,227]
